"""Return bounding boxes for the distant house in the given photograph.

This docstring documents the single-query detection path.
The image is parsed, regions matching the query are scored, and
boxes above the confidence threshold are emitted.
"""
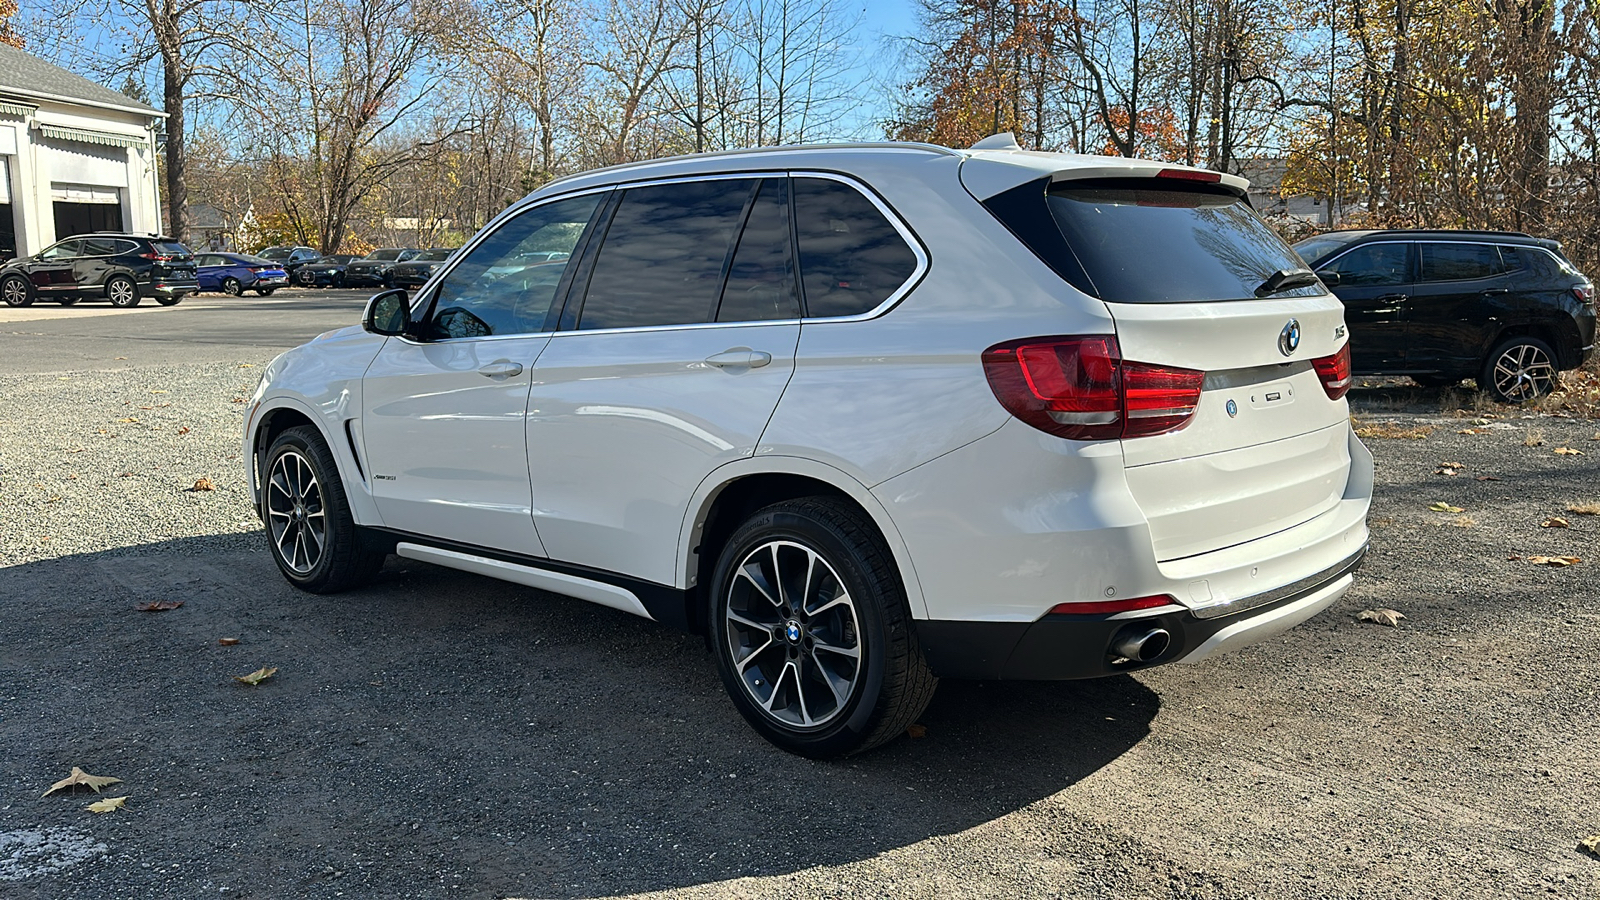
[1233,157,1358,227]
[0,43,165,259]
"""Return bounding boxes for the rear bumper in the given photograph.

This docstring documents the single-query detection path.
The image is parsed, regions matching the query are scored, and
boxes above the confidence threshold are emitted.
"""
[144,279,198,296]
[918,547,1363,679]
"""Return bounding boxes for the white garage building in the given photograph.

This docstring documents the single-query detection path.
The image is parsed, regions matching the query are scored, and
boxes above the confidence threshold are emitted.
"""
[0,43,165,260]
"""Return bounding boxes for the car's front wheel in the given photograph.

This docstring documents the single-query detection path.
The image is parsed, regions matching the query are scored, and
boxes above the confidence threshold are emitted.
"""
[2,274,33,307]
[106,276,140,308]
[262,426,387,593]
[1482,335,1558,403]
[709,497,937,758]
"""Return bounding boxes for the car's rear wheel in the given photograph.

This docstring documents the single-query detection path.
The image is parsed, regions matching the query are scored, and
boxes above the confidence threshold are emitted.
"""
[262,426,387,593]
[2,274,33,307]
[106,276,139,308]
[256,288,277,296]
[709,497,937,758]
[156,295,182,306]
[221,277,243,296]
[1482,335,1557,403]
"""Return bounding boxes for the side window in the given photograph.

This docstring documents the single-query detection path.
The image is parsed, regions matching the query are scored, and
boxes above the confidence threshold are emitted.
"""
[578,178,756,330]
[1496,246,1523,273]
[1321,243,1410,286]
[793,177,918,317]
[423,193,601,340]
[717,178,799,322]
[1420,243,1497,281]
[195,255,218,267]
[80,238,118,256]
[40,240,82,260]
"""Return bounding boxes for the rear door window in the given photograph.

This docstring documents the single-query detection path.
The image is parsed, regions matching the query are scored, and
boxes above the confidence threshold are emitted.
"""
[793,177,918,317]
[578,178,756,330]
[717,178,799,322]
[1320,243,1412,286]
[1496,246,1524,273]
[1419,243,1498,281]
[1043,180,1316,303]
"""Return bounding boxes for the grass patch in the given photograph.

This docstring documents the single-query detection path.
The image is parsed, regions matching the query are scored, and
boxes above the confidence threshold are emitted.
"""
[1524,428,1546,447]
[1354,421,1436,439]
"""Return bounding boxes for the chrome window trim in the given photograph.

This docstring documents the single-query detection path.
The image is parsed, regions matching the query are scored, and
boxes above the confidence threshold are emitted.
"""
[789,170,929,324]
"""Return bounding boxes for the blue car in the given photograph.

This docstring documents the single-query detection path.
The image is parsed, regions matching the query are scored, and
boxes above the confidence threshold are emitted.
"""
[195,253,290,296]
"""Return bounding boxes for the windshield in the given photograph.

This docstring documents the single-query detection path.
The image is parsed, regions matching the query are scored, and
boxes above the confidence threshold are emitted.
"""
[259,247,291,259]
[366,249,404,261]
[1293,236,1359,268]
[1042,181,1317,303]
[415,249,453,262]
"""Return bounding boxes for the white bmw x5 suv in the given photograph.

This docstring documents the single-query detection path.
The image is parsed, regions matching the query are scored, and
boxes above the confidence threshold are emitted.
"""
[246,137,1372,757]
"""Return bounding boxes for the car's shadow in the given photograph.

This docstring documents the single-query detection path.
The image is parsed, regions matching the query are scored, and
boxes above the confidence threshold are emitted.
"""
[0,536,1158,899]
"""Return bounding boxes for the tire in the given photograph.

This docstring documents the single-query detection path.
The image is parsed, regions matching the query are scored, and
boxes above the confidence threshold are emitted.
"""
[106,275,139,308]
[156,294,182,306]
[221,277,243,296]
[709,497,937,758]
[256,288,277,296]
[1410,373,1460,388]
[261,426,387,593]
[2,274,33,307]
[57,295,80,307]
[1481,335,1558,403]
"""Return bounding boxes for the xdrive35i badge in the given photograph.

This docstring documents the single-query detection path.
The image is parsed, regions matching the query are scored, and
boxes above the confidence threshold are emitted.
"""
[1278,319,1301,356]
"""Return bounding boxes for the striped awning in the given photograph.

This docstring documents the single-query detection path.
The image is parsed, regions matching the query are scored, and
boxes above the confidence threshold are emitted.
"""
[38,124,146,148]
[0,99,35,117]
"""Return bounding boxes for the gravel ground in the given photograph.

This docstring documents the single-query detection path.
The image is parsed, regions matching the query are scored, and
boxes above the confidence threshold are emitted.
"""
[2,358,1598,899]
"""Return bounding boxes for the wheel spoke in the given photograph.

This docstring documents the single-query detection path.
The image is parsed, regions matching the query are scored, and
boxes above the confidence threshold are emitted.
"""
[726,608,775,632]
[811,634,860,659]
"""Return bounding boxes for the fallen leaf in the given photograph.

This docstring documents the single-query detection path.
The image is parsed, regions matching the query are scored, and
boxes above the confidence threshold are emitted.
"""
[238,363,255,368]
[906,723,927,739]
[1568,503,1600,516]
[43,767,122,796]
[1507,554,1524,561]
[116,417,138,423]
[189,477,215,492]
[1357,608,1406,627]
[1581,834,1600,857]
[1457,428,1483,435]
[85,796,127,814]
[1541,517,1571,529]
[150,389,167,394]
[1439,461,1465,468]
[1428,502,1465,513]
[137,405,153,410]
[176,426,190,435]
[1475,475,1502,482]
[67,447,85,453]
[235,666,278,685]
[114,356,128,360]
[218,637,240,646]
[231,397,248,404]
[1528,556,1581,567]
[1435,466,1461,476]
[136,600,183,612]
[1554,447,1585,456]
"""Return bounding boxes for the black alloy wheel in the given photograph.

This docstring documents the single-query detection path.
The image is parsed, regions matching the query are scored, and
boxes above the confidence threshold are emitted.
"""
[709,497,937,758]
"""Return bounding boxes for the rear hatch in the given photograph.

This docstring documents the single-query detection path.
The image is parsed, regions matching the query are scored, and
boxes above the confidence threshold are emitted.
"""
[153,241,197,280]
[972,164,1354,562]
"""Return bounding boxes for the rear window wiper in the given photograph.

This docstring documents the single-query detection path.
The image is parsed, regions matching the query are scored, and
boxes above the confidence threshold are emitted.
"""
[1255,267,1321,297]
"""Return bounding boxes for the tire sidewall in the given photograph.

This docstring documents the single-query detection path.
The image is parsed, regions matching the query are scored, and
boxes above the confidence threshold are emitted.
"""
[709,505,894,756]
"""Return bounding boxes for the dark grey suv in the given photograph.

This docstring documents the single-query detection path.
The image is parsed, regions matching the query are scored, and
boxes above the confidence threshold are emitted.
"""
[1295,230,1596,402]
[0,233,198,308]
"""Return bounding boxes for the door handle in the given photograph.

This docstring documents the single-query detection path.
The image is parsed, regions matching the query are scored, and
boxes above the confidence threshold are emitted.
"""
[478,359,523,379]
[1482,288,1509,296]
[1376,293,1409,303]
[704,348,773,369]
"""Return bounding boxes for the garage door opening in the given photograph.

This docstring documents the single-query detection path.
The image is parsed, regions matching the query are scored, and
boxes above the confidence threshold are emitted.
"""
[51,184,124,240]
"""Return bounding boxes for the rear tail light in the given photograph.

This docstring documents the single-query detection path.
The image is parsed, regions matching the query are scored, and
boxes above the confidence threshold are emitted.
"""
[1312,342,1352,401]
[1048,595,1178,616]
[982,336,1204,440]
[140,252,174,261]
[1574,284,1593,308]
[1156,168,1222,183]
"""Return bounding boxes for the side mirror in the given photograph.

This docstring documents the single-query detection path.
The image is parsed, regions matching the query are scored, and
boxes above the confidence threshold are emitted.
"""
[363,288,413,336]
[1318,270,1340,288]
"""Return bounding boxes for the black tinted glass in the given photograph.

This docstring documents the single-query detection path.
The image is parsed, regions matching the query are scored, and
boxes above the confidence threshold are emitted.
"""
[1046,182,1315,303]
[425,193,600,340]
[580,179,755,330]
[41,240,81,259]
[1498,246,1523,272]
[155,242,192,257]
[793,178,916,317]
[417,250,453,262]
[369,249,404,261]
[1293,236,1355,268]
[81,238,119,255]
[1420,243,1497,281]
[1320,243,1410,286]
[260,248,290,259]
[718,178,799,322]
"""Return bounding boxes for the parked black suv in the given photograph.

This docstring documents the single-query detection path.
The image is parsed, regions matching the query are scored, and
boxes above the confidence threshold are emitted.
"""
[344,248,421,288]
[256,245,322,281]
[0,233,199,309]
[1295,230,1596,401]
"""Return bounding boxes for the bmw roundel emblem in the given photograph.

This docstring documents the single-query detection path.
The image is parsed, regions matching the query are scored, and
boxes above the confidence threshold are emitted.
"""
[1225,399,1238,418]
[1278,319,1301,356]
[785,620,802,642]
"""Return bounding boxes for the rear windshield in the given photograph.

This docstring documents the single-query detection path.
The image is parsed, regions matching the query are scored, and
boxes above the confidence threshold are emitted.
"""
[1042,181,1317,303]
[366,249,405,261]
[156,242,193,258]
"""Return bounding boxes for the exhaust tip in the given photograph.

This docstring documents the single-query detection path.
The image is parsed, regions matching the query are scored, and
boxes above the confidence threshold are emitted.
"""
[1111,626,1171,663]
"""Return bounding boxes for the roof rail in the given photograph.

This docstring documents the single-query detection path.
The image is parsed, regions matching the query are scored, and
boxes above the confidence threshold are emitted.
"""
[538,141,963,193]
